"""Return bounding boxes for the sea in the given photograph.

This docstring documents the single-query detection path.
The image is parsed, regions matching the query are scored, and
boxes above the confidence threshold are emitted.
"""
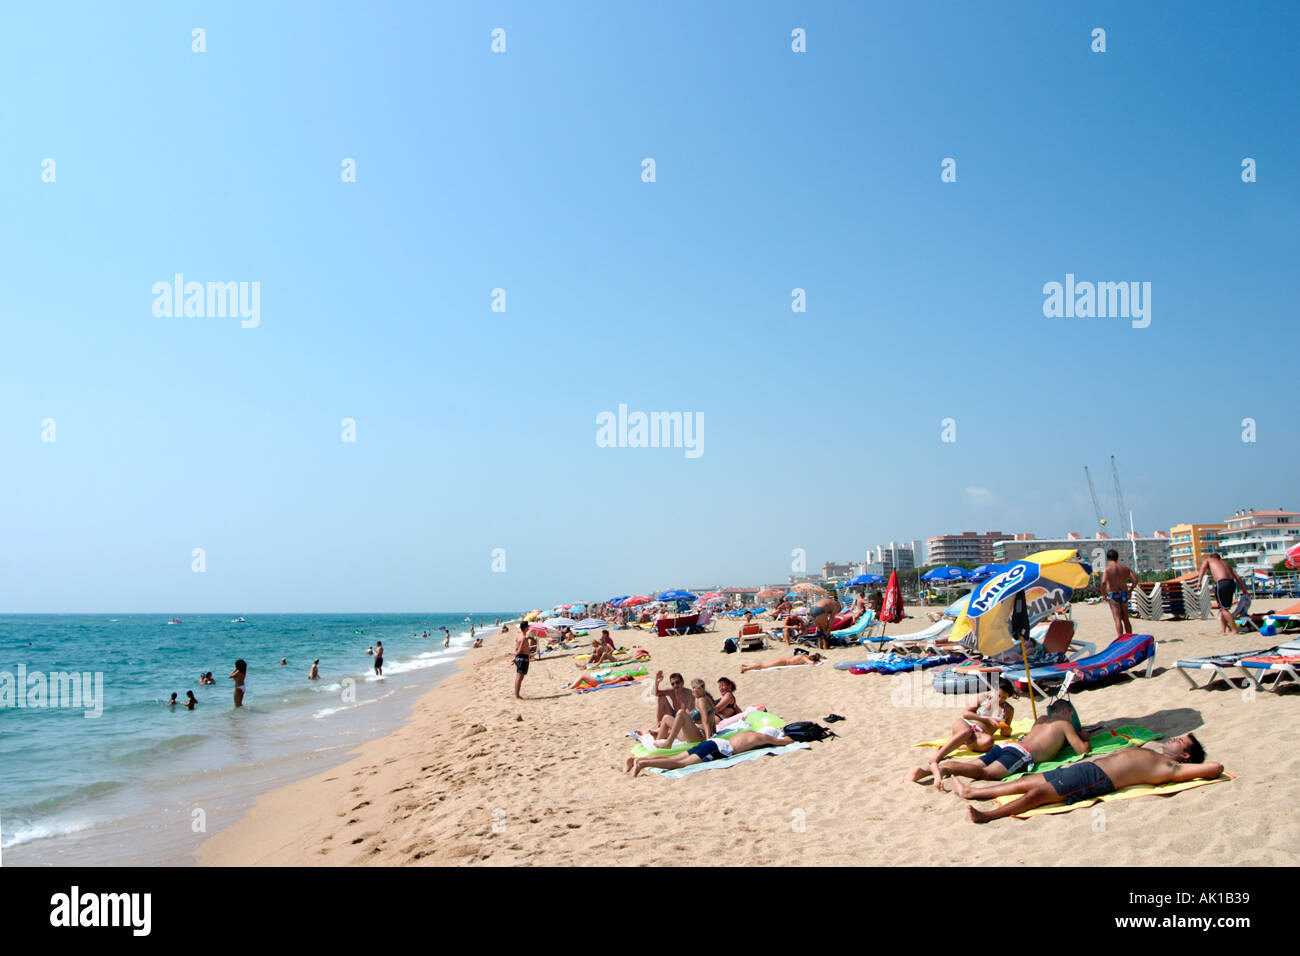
[0,612,515,866]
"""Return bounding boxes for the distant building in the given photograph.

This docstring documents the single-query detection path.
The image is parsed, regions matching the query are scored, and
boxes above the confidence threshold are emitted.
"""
[864,540,920,576]
[927,532,1028,566]
[1168,522,1225,574]
[821,562,853,581]
[1217,509,1300,574]
[995,534,1170,571]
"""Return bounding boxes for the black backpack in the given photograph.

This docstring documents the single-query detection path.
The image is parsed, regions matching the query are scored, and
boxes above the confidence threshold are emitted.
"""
[781,721,837,742]
[722,638,738,653]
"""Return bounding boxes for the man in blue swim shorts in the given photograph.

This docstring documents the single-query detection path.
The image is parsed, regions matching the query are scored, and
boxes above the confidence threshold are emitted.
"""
[1100,549,1141,639]
[951,734,1222,823]
[624,726,796,777]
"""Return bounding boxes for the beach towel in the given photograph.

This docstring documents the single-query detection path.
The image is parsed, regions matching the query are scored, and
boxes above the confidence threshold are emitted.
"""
[572,680,641,695]
[850,653,963,675]
[994,772,1234,818]
[645,741,811,778]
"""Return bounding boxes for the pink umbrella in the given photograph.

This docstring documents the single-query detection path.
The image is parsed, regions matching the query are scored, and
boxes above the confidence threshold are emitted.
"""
[1287,542,1300,570]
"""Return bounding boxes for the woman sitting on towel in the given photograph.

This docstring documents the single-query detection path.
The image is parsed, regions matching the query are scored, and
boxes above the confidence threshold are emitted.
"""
[715,677,740,719]
[740,653,824,673]
[586,638,614,667]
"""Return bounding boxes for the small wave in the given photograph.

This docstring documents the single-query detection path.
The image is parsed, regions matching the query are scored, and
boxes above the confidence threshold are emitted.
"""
[1,816,97,849]
[114,733,210,765]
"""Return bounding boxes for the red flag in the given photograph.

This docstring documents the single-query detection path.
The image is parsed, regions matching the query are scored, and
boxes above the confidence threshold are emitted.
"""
[881,570,904,623]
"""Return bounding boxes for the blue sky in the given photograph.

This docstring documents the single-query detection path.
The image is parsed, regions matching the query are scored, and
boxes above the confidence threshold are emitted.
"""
[2,2,1296,612]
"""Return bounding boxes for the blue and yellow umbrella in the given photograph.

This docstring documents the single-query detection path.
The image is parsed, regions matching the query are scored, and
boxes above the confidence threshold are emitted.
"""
[950,549,1091,718]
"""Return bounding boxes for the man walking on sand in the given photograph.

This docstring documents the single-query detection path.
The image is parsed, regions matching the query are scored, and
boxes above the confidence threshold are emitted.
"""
[1100,548,1141,638]
[1198,552,1248,635]
[511,626,531,699]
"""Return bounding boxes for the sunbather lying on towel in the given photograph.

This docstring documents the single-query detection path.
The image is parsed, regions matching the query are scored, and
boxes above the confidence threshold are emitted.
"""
[904,683,1015,787]
[909,699,1087,791]
[741,652,825,673]
[623,727,796,777]
[953,734,1221,823]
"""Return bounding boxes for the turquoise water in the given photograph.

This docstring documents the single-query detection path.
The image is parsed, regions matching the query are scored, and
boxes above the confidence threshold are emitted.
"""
[0,612,513,863]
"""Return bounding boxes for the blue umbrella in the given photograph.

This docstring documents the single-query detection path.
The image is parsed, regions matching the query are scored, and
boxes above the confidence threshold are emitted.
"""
[607,595,629,606]
[657,589,697,602]
[969,564,1008,583]
[848,573,885,585]
[922,566,970,582]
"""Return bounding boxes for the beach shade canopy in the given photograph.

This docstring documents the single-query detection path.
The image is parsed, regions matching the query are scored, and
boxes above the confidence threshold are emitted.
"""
[953,549,1090,658]
[969,563,1008,583]
[755,588,785,600]
[922,566,970,582]
[657,589,697,602]
[880,570,904,623]
[1288,542,1300,570]
[784,590,800,598]
[848,573,885,586]
[620,595,651,606]
[696,591,723,601]
[522,609,543,622]
[792,583,827,596]
[607,595,629,606]
[543,617,578,630]
[573,618,609,631]
[943,593,972,619]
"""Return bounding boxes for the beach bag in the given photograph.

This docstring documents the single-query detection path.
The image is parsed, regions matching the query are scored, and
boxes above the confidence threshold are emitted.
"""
[780,721,837,742]
[722,638,738,654]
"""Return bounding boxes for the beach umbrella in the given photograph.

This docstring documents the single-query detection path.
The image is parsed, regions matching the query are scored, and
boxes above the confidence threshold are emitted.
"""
[952,549,1090,719]
[880,570,904,623]
[522,610,542,622]
[608,595,629,606]
[755,588,784,600]
[543,617,578,630]
[847,573,885,586]
[1287,542,1300,570]
[921,566,969,582]
[792,583,826,597]
[969,564,1008,583]
[657,589,697,602]
[621,595,651,606]
[573,618,609,631]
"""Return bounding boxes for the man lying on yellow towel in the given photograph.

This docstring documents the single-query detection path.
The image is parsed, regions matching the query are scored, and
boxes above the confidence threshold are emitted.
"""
[952,734,1223,823]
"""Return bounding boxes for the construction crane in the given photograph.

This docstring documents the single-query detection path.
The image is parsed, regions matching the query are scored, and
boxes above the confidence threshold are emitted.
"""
[1111,455,1138,567]
[1084,466,1108,532]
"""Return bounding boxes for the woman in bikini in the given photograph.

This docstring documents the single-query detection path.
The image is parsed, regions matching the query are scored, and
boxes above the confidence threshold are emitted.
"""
[714,677,740,720]
[229,659,247,708]
[740,653,825,673]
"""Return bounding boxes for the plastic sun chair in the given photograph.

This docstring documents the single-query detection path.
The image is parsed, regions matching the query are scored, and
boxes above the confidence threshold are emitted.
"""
[1004,626,1143,699]
[1175,647,1277,691]
[1235,654,1300,693]
[831,610,880,642]
[737,622,767,651]
[882,616,953,653]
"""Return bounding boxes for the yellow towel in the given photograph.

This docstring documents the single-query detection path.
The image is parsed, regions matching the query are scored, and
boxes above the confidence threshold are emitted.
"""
[995,772,1234,818]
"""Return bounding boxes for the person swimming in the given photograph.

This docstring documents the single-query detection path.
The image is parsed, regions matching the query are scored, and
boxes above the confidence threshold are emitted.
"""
[185,690,198,710]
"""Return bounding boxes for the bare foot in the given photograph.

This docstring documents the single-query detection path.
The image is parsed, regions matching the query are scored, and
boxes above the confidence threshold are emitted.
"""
[931,762,947,792]
[622,755,636,774]
[951,778,974,800]
[969,805,992,823]
[631,760,647,778]
[903,766,931,785]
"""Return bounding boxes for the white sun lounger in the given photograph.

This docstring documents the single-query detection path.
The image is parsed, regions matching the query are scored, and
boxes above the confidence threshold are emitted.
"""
[1174,648,1275,691]
[1235,654,1300,693]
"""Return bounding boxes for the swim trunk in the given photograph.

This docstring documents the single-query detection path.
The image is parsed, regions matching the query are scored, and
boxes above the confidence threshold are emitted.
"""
[1107,591,1127,604]
[1043,761,1116,804]
[513,654,529,675]
[1216,579,1236,608]
[373,657,383,670]
[687,740,728,762]
[979,742,1034,776]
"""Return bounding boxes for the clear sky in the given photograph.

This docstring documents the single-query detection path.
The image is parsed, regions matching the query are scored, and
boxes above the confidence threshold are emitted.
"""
[3,2,1296,612]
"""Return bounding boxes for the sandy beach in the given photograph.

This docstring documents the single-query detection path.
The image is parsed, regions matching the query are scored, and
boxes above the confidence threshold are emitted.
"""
[197,601,1299,866]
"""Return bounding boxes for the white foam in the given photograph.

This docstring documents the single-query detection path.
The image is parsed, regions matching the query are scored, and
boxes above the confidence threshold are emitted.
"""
[1,817,96,850]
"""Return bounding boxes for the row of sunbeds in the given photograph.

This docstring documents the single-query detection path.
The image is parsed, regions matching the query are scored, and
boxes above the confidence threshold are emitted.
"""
[1174,640,1300,692]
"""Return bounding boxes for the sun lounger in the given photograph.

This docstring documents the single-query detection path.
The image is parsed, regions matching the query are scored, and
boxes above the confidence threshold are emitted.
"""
[1002,633,1156,698]
[1174,647,1276,690]
[656,613,703,636]
[831,611,880,641]
[1235,654,1300,693]
[737,622,767,651]
[879,617,952,652]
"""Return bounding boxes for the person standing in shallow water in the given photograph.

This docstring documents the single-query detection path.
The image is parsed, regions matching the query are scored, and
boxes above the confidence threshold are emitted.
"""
[229,659,247,707]
[374,641,384,676]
